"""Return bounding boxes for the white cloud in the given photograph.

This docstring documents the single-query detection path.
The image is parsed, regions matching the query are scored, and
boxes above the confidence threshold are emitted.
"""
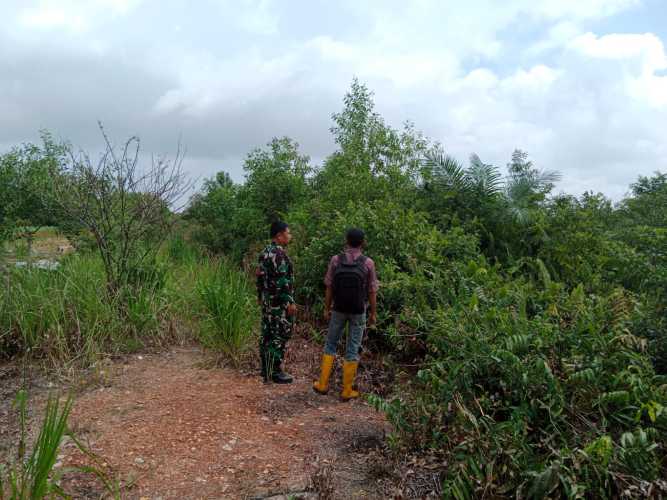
[501,65,560,92]
[569,32,667,70]
[19,6,88,32]
[237,0,279,35]
[1,0,665,197]
[529,0,640,20]
[528,21,584,56]
[569,32,667,108]
[17,0,142,33]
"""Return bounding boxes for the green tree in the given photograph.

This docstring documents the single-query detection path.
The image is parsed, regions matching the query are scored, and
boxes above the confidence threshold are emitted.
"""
[187,172,263,258]
[243,136,312,223]
[314,78,429,211]
[0,133,67,261]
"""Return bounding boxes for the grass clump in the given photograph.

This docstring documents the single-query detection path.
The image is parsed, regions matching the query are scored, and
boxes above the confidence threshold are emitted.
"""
[196,259,258,365]
[0,391,72,499]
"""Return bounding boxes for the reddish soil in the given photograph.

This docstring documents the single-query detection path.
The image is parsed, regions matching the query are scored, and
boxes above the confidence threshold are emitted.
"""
[57,342,390,499]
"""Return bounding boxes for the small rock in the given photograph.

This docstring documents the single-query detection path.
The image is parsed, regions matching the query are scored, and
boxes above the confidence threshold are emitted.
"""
[134,457,145,465]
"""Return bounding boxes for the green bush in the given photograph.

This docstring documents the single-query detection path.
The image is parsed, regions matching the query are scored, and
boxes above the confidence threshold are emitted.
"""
[371,261,667,497]
[289,200,478,303]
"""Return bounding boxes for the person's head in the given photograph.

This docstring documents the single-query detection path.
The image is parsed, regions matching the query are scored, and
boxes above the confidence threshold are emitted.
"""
[345,228,365,249]
[270,221,292,246]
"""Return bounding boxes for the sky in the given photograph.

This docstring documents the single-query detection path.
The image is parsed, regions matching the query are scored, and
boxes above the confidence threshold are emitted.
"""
[1,0,666,200]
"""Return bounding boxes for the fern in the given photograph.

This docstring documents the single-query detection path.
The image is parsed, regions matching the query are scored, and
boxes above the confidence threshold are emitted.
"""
[598,390,631,407]
[505,334,531,353]
[568,368,597,385]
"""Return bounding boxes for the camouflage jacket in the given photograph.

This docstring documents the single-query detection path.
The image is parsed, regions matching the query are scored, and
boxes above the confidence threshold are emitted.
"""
[256,242,295,309]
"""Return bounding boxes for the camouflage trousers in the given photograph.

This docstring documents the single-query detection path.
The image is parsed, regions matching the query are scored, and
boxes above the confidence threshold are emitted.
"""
[259,306,294,375]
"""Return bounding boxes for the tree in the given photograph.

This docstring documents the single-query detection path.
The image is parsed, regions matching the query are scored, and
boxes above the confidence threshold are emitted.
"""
[243,136,312,223]
[316,78,429,210]
[0,133,67,263]
[330,78,426,179]
[186,172,263,258]
[504,149,561,224]
[620,171,667,229]
[52,125,192,296]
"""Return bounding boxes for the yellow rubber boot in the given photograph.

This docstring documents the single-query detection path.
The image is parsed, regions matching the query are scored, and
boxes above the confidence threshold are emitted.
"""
[313,354,335,394]
[340,360,360,401]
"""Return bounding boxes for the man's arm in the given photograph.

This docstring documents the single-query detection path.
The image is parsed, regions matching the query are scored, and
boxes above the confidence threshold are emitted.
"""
[368,290,377,326]
[274,251,297,315]
[366,258,379,326]
[255,260,264,304]
[323,256,337,321]
[324,285,333,320]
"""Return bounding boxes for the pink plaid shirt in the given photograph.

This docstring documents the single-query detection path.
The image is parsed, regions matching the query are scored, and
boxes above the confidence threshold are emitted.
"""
[324,247,379,293]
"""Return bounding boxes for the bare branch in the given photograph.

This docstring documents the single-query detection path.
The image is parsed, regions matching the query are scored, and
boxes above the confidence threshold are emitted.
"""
[50,125,193,296]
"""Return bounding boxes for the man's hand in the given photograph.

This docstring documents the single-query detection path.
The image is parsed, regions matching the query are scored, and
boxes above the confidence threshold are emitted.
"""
[368,310,377,328]
[286,303,298,316]
[323,308,331,322]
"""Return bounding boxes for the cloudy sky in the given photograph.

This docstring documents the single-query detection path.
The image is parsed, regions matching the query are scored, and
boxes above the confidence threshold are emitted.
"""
[1,0,666,199]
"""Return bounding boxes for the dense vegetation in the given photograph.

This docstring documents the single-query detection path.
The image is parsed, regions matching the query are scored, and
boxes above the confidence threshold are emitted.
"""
[1,79,665,497]
[186,80,667,497]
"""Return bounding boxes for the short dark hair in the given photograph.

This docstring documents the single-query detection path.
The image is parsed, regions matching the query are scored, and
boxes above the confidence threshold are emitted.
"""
[346,228,365,248]
[270,221,289,238]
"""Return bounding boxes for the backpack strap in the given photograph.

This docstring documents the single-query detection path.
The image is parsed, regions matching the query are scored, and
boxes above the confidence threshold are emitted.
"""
[354,254,367,265]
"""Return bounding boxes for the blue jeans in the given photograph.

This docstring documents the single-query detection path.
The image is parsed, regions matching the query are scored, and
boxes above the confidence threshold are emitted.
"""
[324,310,366,361]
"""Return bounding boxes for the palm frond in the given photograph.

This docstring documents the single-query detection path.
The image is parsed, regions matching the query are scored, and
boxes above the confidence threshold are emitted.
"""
[534,169,562,189]
[468,154,503,198]
[422,152,471,193]
[506,175,537,206]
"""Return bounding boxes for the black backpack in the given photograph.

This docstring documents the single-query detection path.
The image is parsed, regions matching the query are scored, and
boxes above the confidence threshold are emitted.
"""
[332,253,368,314]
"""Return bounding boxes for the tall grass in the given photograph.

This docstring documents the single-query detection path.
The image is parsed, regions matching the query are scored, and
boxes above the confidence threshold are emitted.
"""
[164,233,201,265]
[196,259,258,365]
[0,237,259,367]
[0,254,167,365]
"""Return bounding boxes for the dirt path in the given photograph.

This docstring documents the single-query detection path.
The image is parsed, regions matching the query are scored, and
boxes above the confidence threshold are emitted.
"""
[57,343,390,499]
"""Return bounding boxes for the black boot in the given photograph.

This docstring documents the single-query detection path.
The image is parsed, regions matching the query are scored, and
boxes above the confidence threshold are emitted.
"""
[260,354,268,382]
[271,363,293,384]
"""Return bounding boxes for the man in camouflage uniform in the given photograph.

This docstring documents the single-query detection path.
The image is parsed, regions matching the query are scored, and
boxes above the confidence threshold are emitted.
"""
[256,221,296,383]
